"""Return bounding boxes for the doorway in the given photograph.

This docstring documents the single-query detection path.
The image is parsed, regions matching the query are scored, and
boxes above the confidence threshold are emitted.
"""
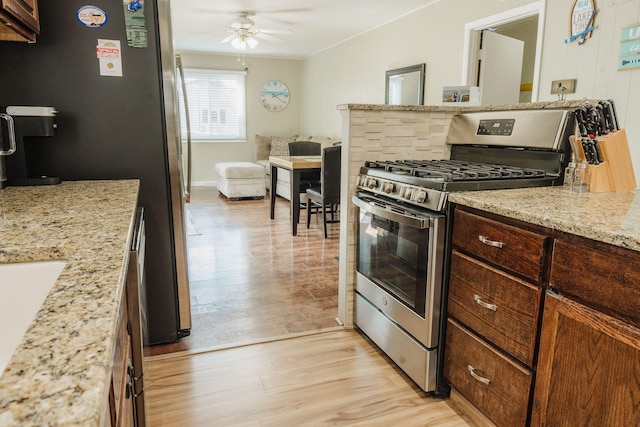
[462,2,545,104]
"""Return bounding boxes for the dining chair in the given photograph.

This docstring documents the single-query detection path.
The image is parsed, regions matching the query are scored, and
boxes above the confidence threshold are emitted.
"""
[287,140,322,196]
[306,145,341,238]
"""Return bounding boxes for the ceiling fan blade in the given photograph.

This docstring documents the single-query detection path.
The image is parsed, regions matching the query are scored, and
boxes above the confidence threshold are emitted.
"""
[255,33,282,42]
[257,28,292,35]
[220,34,235,43]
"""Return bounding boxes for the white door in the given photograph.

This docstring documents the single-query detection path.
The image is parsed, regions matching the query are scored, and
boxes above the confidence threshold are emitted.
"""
[477,31,524,105]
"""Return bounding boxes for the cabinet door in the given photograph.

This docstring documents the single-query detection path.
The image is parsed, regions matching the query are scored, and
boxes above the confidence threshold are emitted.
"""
[1,0,39,32]
[532,291,640,426]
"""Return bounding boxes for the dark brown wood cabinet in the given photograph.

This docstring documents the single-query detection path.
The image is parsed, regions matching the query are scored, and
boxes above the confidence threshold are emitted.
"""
[0,0,39,42]
[451,208,549,283]
[108,295,136,427]
[532,291,640,426]
[445,206,551,427]
[446,204,640,427]
[445,318,533,427]
[531,235,640,426]
[448,251,542,366]
[102,255,146,427]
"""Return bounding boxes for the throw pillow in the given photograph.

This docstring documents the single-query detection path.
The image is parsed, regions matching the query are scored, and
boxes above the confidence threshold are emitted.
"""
[255,134,272,160]
[269,135,298,156]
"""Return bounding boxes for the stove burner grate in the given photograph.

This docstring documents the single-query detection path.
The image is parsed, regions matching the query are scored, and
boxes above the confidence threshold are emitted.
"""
[364,160,546,182]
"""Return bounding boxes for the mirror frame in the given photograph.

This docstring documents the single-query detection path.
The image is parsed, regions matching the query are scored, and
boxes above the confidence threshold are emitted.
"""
[385,63,426,105]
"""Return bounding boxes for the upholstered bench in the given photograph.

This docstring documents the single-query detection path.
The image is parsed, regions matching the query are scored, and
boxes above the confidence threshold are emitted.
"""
[214,162,266,200]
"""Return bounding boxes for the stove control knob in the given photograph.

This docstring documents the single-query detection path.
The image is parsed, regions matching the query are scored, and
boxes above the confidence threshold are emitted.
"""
[403,187,413,200]
[356,176,362,187]
[415,190,428,203]
[367,178,378,189]
[382,182,394,194]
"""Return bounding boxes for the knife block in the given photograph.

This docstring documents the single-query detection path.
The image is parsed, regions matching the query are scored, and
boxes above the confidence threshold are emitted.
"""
[582,129,637,192]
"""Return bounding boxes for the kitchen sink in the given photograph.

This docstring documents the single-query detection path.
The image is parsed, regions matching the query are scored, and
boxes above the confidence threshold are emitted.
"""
[0,260,67,375]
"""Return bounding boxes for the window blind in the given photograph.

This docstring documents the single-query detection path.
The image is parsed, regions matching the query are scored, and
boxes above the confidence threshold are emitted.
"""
[177,68,247,141]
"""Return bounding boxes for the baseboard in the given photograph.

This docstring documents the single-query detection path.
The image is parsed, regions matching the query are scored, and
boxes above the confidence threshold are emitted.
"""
[191,181,217,187]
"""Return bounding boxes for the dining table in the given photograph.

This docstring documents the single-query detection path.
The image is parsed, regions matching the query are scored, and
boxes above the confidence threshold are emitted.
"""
[269,155,322,235]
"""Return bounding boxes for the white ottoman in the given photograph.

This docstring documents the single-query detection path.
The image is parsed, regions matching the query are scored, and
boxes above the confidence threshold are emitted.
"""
[214,162,266,200]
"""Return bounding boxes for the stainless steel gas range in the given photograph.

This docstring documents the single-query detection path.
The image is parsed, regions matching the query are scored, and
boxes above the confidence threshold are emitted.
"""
[352,109,574,395]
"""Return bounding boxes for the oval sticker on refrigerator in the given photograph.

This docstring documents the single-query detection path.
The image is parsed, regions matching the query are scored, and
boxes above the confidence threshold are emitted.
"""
[76,6,108,28]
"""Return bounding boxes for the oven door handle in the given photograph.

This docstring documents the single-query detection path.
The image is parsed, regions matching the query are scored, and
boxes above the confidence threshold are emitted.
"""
[352,195,429,229]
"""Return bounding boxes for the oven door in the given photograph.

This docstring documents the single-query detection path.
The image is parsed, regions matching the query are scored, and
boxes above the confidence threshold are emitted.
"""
[352,194,445,348]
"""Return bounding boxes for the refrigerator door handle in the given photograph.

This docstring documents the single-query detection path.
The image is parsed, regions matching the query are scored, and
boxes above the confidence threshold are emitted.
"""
[176,54,192,203]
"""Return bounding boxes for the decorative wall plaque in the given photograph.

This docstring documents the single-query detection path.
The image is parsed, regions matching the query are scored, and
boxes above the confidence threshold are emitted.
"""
[566,0,597,45]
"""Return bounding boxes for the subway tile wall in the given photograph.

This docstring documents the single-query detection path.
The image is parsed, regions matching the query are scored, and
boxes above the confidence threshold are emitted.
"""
[338,108,456,327]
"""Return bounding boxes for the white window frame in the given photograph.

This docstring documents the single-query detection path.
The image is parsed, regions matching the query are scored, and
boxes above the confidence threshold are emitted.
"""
[177,68,247,143]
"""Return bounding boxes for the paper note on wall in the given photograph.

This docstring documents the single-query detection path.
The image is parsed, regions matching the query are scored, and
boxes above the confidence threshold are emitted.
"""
[96,39,123,77]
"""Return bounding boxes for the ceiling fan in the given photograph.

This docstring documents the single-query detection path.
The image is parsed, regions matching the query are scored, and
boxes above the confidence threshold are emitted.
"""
[221,11,292,50]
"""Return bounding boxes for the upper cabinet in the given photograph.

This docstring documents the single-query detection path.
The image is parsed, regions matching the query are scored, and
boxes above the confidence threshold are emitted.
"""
[0,0,40,42]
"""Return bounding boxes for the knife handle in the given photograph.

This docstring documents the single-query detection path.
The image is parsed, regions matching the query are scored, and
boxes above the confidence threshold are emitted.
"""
[593,139,604,164]
[608,99,620,131]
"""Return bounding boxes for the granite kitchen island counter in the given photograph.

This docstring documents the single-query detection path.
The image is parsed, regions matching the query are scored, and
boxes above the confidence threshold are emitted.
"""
[0,180,139,426]
[449,186,640,251]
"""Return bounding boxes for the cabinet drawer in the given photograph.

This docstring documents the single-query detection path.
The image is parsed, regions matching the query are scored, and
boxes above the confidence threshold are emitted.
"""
[2,0,39,32]
[448,250,542,366]
[444,318,533,427]
[453,208,548,282]
[550,238,640,328]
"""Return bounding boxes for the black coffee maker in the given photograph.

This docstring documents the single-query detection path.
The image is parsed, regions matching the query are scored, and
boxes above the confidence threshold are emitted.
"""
[0,106,59,186]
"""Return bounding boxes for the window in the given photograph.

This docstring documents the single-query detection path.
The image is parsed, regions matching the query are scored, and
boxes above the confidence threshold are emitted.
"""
[177,68,247,142]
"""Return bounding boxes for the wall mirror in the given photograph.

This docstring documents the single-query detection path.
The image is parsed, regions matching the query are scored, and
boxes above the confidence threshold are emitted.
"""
[385,63,425,105]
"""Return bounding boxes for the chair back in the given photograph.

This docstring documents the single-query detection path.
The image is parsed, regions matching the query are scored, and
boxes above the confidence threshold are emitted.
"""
[321,145,341,203]
[288,141,321,156]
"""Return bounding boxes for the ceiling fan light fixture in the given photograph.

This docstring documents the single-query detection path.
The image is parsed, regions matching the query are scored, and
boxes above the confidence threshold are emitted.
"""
[230,34,258,51]
[246,36,258,49]
[231,37,247,50]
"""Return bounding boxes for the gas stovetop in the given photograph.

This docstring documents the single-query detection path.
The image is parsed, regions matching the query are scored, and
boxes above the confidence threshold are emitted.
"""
[357,159,560,212]
[365,159,547,182]
[355,109,574,212]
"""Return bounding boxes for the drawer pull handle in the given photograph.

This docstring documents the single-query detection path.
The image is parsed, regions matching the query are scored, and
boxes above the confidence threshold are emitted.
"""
[468,365,491,385]
[478,235,504,248]
[474,294,497,311]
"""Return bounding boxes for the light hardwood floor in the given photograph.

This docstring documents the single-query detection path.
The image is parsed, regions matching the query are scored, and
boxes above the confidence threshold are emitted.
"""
[146,187,340,356]
[145,330,472,426]
[144,187,472,426]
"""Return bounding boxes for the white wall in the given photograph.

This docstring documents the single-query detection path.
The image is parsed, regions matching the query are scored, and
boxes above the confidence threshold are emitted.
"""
[538,0,640,181]
[299,0,640,184]
[177,52,301,184]
[183,0,640,185]
[299,0,538,136]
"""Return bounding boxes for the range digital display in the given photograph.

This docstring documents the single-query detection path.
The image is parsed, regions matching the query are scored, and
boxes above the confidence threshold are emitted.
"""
[477,119,515,136]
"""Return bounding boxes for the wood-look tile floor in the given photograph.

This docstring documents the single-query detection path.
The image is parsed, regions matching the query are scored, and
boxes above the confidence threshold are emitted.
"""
[145,186,341,356]
[145,330,473,426]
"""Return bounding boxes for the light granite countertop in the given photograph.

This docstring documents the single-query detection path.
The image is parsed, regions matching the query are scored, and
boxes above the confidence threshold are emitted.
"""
[0,180,139,426]
[449,186,640,252]
[337,100,592,112]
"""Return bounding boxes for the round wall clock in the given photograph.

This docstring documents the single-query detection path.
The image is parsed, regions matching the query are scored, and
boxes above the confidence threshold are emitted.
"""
[260,80,290,112]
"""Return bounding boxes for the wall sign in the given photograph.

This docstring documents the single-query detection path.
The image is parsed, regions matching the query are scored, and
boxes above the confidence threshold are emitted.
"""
[76,6,108,28]
[566,0,596,45]
[619,23,640,70]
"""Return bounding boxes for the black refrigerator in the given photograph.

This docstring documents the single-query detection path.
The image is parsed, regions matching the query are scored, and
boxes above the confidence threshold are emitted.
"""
[0,0,192,345]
